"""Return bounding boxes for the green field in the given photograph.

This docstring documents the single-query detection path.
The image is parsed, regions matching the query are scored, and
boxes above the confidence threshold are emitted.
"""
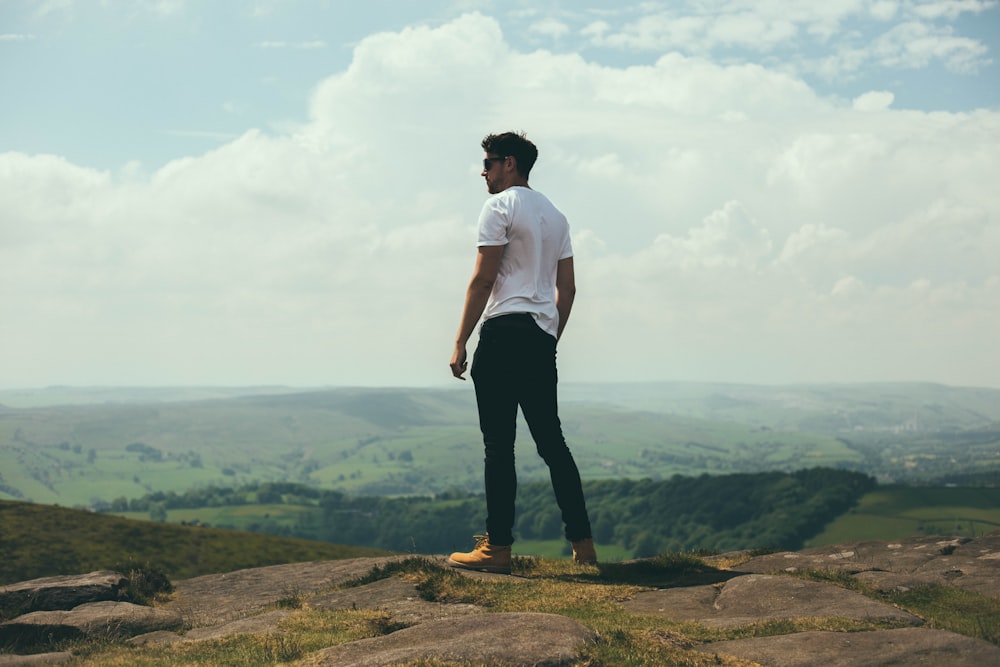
[116,503,315,532]
[807,485,1000,546]
[2,383,998,510]
[105,480,1000,563]
[0,390,864,508]
[512,539,633,562]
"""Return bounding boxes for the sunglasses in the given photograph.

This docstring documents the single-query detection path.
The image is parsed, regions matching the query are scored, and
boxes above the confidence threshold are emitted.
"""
[483,156,507,170]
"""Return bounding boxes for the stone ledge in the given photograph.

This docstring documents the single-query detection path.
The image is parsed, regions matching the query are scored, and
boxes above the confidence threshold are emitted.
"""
[691,627,1000,666]
[306,612,597,667]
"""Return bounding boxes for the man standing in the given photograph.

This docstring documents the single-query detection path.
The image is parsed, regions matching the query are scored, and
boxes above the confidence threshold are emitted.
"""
[448,131,596,574]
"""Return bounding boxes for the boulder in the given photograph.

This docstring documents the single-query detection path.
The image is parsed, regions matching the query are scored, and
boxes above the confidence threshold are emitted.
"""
[0,601,183,650]
[309,612,596,666]
[0,571,126,617]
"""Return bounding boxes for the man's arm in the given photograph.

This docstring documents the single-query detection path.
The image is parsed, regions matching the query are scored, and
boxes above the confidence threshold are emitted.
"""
[450,245,505,379]
[555,256,576,342]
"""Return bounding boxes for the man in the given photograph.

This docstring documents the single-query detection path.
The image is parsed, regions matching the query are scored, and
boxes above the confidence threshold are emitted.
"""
[448,131,596,574]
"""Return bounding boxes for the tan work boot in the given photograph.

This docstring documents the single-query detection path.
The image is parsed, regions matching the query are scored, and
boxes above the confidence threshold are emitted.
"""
[448,535,512,574]
[572,538,598,565]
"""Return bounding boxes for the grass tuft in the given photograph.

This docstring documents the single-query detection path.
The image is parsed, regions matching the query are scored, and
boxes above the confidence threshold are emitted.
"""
[795,568,1000,645]
[337,556,442,589]
[66,608,411,666]
[108,559,174,605]
[884,584,1000,644]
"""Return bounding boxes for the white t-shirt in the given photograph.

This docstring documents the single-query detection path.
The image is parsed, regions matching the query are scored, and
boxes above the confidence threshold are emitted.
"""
[477,186,573,338]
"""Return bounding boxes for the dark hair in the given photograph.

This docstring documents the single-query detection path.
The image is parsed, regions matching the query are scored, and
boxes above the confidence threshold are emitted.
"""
[481,131,538,179]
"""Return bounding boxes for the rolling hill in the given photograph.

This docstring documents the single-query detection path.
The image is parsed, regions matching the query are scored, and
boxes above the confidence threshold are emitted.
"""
[1,382,997,509]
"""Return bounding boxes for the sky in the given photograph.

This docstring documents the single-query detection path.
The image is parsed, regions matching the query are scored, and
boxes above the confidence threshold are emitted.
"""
[1,0,998,390]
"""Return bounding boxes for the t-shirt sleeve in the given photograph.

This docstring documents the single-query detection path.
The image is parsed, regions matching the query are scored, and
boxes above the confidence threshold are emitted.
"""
[559,230,573,260]
[477,197,510,247]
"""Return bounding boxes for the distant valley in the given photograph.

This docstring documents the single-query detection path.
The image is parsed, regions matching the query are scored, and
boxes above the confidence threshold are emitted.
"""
[1,382,997,509]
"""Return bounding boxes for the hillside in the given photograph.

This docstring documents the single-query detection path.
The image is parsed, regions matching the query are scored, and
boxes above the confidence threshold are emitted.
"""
[1,382,998,509]
[112,469,878,555]
[103,473,1000,560]
[0,499,388,586]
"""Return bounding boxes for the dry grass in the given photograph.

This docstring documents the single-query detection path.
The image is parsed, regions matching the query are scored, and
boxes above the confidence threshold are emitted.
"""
[22,554,997,666]
[64,608,406,666]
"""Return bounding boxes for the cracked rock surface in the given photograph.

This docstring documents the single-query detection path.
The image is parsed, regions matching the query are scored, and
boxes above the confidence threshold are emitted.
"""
[622,573,922,627]
[1,532,998,666]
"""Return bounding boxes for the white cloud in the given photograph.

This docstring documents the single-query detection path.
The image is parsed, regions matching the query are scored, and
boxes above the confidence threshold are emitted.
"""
[870,1,901,21]
[708,12,798,49]
[852,89,895,110]
[871,21,991,72]
[0,33,37,41]
[578,1,992,78]
[591,13,709,52]
[1,12,998,388]
[909,0,997,20]
[529,18,571,39]
[580,20,611,40]
[648,201,774,272]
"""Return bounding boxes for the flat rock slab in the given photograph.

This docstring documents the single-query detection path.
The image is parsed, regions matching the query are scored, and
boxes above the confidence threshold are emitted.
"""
[163,555,410,626]
[691,627,1000,666]
[0,571,126,616]
[0,601,183,649]
[735,533,1000,599]
[0,654,73,666]
[129,609,293,646]
[306,612,596,667]
[308,576,483,624]
[622,574,921,628]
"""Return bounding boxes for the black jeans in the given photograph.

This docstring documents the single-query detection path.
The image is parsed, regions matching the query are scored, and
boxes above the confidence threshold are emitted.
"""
[470,313,592,546]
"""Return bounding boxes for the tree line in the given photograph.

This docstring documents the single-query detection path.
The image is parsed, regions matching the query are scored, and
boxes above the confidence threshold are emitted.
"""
[106,468,876,556]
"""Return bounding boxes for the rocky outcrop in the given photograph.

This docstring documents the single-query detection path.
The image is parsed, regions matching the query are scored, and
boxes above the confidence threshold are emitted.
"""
[129,610,293,646]
[0,602,182,651]
[307,613,596,667]
[690,627,1000,666]
[735,533,1000,599]
[1,532,998,666]
[307,576,483,624]
[0,572,126,618]
[623,573,923,627]
[161,555,410,626]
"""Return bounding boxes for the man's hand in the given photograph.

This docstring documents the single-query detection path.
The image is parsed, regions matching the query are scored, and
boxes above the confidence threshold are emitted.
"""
[450,245,503,381]
[450,344,468,380]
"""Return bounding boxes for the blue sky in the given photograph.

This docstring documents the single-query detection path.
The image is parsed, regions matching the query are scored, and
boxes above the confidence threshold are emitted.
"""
[5,1,998,170]
[1,1,998,388]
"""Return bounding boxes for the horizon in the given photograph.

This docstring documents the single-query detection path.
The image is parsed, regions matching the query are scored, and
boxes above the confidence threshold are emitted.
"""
[2,2,998,390]
[3,377,1000,394]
